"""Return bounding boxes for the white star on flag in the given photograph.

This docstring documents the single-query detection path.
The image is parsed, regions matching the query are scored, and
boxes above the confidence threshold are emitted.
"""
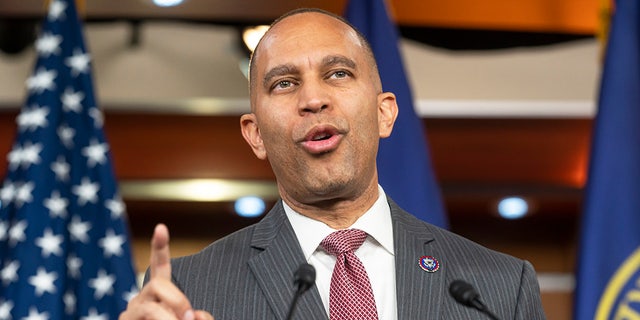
[81,308,107,320]
[66,254,82,279]
[88,107,104,128]
[22,307,49,320]
[26,68,56,94]
[17,105,49,132]
[8,220,27,246]
[63,291,76,315]
[61,87,84,113]
[106,197,125,219]
[88,270,115,299]
[44,190,69,218]
[65,49,91,77]
[50,156,71,181]
[6,142,43,170]
[1,260,19,286]
[28,268,58,296]
[68,216,91,243]
[19,142,43,169]
[57,123,75,148]
[0,182,15,207]
[35,228,64,257]
[48,0,66,21]
[123,285,139,303]
[35,32,62,57]
[82,139,109,168]
[14,181,35,208]
[99,229,126,257]
[72,177,99,206]
[0,300,13,320]
[7,146,24,170]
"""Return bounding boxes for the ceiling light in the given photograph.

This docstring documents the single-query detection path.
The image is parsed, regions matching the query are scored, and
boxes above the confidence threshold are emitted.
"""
[497,196,529,219]
[242,25,269,53]
[152,0,185,7]
[234,196,266,218]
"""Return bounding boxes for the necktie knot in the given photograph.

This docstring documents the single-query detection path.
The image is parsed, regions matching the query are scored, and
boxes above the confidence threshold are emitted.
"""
[321,229,367,256]
[321,228,378,319]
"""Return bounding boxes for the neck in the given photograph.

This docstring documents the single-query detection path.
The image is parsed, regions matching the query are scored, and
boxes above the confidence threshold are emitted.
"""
[282,184,380,229]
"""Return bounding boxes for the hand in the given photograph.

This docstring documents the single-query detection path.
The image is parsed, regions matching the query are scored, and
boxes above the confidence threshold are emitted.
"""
[120,224,214,320]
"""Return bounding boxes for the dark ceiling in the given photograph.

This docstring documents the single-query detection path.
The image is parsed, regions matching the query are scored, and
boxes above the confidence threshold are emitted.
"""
[0,0,593,55]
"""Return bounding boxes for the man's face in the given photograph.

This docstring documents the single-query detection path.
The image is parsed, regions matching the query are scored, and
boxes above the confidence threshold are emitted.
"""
[241,12,397,206]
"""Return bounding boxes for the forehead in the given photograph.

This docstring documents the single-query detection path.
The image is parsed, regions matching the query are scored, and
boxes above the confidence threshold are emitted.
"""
[254,12,365,72]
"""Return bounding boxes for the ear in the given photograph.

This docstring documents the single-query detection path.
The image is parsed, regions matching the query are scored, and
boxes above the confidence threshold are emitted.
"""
[240,113,268,160]
[377,92,398,138]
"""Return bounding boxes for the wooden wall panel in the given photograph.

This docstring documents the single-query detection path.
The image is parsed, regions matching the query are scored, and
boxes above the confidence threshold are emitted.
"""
[426,118,591,189]
[105,114,274,180]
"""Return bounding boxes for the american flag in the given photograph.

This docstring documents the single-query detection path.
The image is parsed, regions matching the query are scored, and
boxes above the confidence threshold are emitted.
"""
[0,1,138,319]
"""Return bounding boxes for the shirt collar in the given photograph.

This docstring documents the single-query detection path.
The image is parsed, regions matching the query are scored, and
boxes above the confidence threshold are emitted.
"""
[284,185,394,261]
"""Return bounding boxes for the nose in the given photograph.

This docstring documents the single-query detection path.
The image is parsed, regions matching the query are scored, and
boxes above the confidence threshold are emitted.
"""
[298,81,329,115]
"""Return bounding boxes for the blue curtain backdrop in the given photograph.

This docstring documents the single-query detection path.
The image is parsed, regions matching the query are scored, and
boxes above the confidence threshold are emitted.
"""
[573,0,640,318]
[344,0,448,228]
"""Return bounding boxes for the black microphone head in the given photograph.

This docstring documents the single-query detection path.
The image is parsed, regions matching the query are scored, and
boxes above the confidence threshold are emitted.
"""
[286,263,316,320]
[294,263,316,293]
[449,279,480,307]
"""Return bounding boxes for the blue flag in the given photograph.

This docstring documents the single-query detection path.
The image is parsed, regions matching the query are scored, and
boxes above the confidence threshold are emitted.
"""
[344,0,448,228]
[573,0,640,318]
[0,1,138,319]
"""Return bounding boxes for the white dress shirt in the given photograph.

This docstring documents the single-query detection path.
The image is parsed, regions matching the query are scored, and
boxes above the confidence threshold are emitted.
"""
[284,185,397,319]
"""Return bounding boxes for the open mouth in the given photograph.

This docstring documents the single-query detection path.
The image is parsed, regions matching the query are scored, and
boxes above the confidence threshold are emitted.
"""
[304,126,339,142]
[301,126,342,154]
[311,132,333,141]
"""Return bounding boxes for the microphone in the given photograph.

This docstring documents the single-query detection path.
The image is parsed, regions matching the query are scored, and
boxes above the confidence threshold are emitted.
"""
[285,263,316,320]
[449,280,500,320]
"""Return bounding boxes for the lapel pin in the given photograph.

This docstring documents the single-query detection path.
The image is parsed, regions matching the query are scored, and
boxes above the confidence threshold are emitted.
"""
[419,255,440,272]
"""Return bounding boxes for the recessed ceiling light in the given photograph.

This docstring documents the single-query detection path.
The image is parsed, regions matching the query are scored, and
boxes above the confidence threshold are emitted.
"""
[497,196,529,219]
[234,196,266,218]
[152,0,185,7]
[242,25,270,53]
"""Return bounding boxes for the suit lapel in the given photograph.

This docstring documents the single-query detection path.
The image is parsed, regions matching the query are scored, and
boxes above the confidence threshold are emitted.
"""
[248,201,327,320]
[248,198,446,319]
[390,199,446,319]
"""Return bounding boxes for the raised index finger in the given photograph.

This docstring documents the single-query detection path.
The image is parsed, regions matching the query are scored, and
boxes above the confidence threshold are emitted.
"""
[150,223,172,280]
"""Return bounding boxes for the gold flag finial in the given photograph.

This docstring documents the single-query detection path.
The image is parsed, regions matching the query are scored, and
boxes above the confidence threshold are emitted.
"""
[598,0,614,61]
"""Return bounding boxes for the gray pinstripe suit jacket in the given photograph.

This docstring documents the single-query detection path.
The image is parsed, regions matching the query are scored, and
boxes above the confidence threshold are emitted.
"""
[169,198,546,319]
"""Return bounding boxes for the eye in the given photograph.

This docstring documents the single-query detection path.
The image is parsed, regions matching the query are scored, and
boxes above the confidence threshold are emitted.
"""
[271,79,295,92]
[330,70,350,79]
[276,80,291,88]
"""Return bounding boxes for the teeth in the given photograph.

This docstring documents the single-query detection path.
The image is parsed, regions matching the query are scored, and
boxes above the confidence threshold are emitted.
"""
[312,133,330,141]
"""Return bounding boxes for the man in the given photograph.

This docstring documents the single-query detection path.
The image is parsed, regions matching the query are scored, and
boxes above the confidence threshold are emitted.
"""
[120,8,546,320]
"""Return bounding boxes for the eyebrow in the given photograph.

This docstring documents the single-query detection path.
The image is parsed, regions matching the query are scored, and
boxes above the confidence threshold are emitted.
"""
[321,55,357,70]
[263,64,298,89]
